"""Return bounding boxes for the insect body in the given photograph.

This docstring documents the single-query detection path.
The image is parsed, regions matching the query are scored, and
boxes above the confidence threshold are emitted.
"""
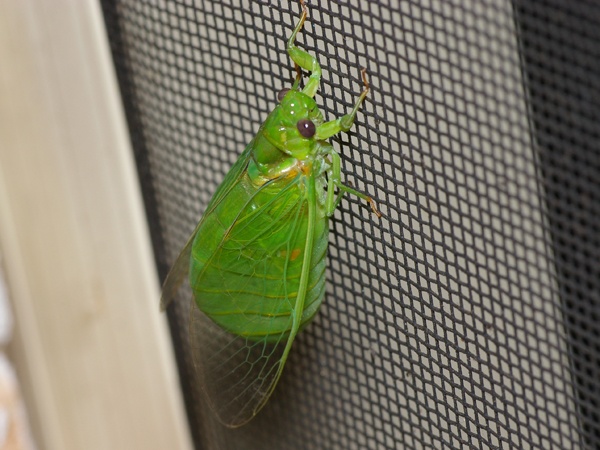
[161,0,379,428]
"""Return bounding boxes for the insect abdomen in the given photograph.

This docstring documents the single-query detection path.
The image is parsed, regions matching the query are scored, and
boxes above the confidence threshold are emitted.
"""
[190,173,328,342]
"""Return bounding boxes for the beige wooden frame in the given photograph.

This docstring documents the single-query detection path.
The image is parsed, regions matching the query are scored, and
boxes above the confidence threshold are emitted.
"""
[0,1,192,449]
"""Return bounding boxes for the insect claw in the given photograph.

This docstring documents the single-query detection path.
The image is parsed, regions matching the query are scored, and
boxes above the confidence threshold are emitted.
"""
[368,197,382,218]
[360,68,370,95]
[360,68,369,87]
[299,0,308,16]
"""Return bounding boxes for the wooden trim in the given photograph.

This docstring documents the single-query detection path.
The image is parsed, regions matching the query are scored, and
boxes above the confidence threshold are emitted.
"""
[0,1,192,449]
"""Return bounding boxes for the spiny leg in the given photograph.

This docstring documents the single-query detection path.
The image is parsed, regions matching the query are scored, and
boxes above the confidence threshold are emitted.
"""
[320,70,380,217]
[326,150,381,218]
[288,4,378,217]
[316,69,370,140]
[288,0,321,97]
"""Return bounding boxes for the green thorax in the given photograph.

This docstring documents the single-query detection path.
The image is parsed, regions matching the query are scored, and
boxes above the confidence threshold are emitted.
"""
[247,90,325,183]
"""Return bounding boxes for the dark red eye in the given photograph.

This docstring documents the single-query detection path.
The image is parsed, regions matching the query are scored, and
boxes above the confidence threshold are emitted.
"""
[277,88,290,102]
[297,119,316,138]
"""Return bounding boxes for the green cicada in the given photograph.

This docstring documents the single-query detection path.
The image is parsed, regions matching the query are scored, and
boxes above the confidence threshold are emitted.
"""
[161,0,379,428]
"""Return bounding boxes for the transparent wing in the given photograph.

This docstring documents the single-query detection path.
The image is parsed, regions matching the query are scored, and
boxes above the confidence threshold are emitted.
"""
[160,143,255,310]
[189,301,292,427]
[189,174,322,427]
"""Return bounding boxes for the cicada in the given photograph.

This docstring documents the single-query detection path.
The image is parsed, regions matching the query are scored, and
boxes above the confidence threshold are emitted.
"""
[161,0,379,428]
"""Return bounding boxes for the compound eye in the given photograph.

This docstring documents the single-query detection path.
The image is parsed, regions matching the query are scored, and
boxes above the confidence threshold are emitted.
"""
[277,88,290,102]
[297,119,316,138]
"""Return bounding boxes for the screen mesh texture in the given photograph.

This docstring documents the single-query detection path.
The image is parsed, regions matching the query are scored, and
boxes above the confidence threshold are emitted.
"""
[101,1,600,449]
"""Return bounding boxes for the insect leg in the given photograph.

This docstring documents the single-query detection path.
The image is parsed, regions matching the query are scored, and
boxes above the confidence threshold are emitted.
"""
[287,0,321,98]
[326,150,381,218]
[316,69,370,140]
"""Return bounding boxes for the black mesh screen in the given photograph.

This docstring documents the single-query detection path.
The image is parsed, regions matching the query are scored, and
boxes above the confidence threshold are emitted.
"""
[101,1,600,449]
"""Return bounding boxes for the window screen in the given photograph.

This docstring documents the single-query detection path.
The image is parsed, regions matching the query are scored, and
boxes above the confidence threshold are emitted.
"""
[101,1,600,449]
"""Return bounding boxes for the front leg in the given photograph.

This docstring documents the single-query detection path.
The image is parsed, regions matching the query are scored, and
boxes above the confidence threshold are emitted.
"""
[325,150,381,218]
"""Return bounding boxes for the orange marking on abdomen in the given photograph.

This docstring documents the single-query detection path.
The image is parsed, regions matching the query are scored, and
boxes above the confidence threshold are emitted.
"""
[279,248,302,261]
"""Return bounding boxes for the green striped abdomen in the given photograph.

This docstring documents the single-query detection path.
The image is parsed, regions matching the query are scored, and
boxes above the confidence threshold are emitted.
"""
[190,171,328,342]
